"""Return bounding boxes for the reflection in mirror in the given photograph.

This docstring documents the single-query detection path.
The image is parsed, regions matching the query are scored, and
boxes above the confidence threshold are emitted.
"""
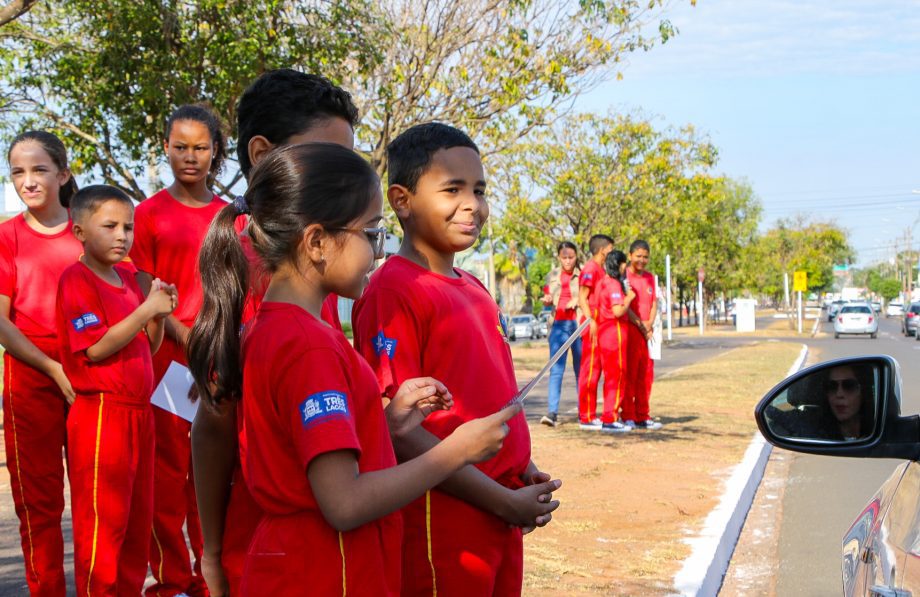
[763,363,880,443]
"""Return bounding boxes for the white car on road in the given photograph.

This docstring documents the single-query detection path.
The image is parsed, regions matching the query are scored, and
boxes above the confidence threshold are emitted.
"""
[833,304,878,339]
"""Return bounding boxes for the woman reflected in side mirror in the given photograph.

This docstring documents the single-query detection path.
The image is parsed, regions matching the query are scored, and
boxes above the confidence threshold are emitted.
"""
[823,365,873,440]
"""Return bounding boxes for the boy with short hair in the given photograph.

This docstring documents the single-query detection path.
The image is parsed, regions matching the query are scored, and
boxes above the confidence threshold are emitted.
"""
[57,185,177,594]
[576,234,614,429]
[623,239,662,430]
[353,122,561,596]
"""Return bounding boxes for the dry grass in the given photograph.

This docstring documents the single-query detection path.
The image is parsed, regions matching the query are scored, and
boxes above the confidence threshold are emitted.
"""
[519,341,803,595]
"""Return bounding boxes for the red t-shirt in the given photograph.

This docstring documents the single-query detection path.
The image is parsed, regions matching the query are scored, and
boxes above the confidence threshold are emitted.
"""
[0,214,83,343]
[597,276,628,326]
[352,256,530,487]
[131,189,235,326]
[579,259,605,317]
[240,232,341,329]
[627,269,656,321]
[56,262,154,402]
[240,302,401,592]
[554,270,577,322]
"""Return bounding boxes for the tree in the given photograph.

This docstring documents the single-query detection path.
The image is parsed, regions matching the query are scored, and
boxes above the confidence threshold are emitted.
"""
[340,0,683,176]
[494,112,760,309]
[0,0,381,199]
[740,217,854,302]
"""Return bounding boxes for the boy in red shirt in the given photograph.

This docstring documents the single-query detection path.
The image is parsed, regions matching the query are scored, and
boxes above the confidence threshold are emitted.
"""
[576,234,614,429]
[353,123,561,596]
[596,250,636,433]
[56,185,177,595]
[623,239,662,430]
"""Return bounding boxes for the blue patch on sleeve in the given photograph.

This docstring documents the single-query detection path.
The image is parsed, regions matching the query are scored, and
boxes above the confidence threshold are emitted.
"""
[71,312,101,332]
[373,330,397,358]
[582,273,593,281]
[299,391,350,429]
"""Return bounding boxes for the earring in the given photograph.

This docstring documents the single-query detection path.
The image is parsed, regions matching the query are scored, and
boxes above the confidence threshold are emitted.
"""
[320,253,325,262]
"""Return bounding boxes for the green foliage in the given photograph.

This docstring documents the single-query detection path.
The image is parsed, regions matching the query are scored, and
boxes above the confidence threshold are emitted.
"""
[873,278,902,301]
[740,217,854,299]
[0,0,381,198]
[494,111,761,301]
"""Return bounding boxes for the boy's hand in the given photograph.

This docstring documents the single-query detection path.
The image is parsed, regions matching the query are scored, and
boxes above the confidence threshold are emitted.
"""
[589,319,598,340]
[519,469,561,533]
[386,377,453,438]
[498,475,561,529]
[449,404,521,465]
[145,278,177,319]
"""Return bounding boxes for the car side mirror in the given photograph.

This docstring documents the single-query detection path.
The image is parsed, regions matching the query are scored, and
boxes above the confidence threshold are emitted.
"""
[754,356,920,460]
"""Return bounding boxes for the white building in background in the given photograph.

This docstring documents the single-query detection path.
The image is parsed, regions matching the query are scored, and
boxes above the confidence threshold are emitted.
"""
[3,183,26,216]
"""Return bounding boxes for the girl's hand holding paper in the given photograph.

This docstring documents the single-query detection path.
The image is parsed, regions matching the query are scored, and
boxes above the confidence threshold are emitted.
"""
[385,376,454,438]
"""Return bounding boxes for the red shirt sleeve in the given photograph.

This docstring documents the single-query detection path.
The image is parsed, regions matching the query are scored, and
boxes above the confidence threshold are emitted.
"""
[579,262,598,291]
[280,347,362,469]
[57,268,109,354]
[353,288,423,398]
[0,243,15,298]
[129,205,155,275]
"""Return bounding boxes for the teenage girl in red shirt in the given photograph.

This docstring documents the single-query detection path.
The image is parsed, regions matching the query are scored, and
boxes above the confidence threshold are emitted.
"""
[596,250,636,433]
[131,104,233,597]
[187,143,517,596]
[0,131,81,596]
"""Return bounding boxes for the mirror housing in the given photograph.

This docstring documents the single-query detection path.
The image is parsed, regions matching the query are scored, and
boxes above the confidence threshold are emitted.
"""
[754,355,920,460]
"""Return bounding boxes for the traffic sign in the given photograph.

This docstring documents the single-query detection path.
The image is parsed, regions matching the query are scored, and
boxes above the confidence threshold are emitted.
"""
[793,270,807,292]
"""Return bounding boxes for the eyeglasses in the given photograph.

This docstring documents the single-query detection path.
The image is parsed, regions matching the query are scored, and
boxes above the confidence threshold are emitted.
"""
[825,378,860,393]
[330,226,387,258]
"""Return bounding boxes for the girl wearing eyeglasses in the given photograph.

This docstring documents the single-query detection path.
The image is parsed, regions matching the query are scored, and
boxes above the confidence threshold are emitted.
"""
[187,143,517,594]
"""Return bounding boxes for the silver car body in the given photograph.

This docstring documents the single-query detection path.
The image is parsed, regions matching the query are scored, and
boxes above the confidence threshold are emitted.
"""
[903,303,920,336]
[834,304,878,338]
[842,462,920,596]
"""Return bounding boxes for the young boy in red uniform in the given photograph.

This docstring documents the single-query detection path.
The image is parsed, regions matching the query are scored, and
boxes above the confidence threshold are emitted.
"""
[57,185,177,595]
[596,250,635,433]
[623,239,662,430]
[576,234,614,430]
[353,123,561,596]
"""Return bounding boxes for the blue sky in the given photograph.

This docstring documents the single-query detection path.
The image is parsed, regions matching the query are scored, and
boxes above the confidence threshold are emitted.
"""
[577,0,920,266]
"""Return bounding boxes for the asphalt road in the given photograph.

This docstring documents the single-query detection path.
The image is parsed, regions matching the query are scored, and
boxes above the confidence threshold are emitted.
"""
[772,315,915,596]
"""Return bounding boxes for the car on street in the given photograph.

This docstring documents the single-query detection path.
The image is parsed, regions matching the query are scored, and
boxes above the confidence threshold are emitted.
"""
[828,299,847,321]
[754,356,920,597]
[509,314,538,341]
[901,302,920,336]
[871,300,882,314]
[535,313,550,338]
[886,301,904,318]
[833,304,878,339]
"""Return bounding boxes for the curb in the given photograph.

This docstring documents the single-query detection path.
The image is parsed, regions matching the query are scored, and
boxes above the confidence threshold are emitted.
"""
[672,343,808,596]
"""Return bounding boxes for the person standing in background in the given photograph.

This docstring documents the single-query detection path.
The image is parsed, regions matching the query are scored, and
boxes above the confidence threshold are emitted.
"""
[622,239,662,430]
[540,241,581,427]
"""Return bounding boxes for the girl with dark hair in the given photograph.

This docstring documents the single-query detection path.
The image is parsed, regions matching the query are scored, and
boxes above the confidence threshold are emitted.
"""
[190,69,361,596]
[540,240,582,426]
[596,250,635,433]
[187,143,516,594]
[130,103,237,597]
[0,130,82,595]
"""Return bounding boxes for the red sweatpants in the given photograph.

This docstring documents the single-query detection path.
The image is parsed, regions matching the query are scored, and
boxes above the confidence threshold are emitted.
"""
[240,510,402,597]
[2,350,68,596]
[401,489,523,596]
[68,394,154,596]
[147,337,207,597]
[598,320,628,424]
[576,325,602,423]
[622,324,654,422]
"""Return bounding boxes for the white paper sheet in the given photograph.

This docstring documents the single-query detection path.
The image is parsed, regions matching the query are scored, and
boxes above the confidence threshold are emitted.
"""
[150,361,199,423]
[649,317,662,361]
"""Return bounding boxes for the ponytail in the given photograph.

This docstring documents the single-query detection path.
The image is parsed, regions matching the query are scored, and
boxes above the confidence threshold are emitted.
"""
[187,205,250,408]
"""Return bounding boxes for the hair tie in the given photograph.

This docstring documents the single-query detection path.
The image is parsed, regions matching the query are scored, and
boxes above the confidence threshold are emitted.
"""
[233,195,250,215]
